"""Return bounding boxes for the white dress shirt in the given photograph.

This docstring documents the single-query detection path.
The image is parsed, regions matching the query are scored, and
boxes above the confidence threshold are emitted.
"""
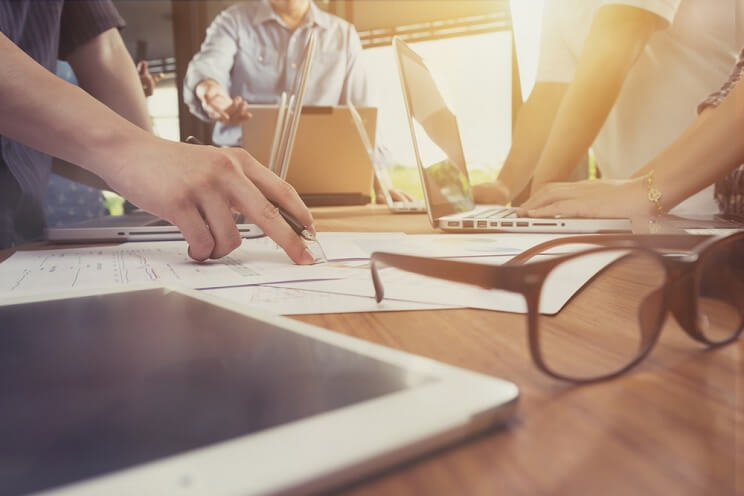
[537,0,741,215]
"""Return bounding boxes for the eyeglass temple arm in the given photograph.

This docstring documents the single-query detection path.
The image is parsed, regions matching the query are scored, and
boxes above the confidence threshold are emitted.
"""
[507,234,714,265]
[370,252,525,303]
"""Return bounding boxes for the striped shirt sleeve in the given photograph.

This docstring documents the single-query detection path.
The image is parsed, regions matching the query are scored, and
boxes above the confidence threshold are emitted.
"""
[698,48,744,114]
[697,48,744,216]
[58,0,125,60]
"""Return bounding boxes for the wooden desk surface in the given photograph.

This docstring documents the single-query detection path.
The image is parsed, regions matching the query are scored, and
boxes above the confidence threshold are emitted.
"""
[299,205,743,496]
[2,206,741,495]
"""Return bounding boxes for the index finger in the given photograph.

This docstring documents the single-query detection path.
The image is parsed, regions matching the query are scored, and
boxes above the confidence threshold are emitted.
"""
[227,177,315,265]
[226,149,315,232]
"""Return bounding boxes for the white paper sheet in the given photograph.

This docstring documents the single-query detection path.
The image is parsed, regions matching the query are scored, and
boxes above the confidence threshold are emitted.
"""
[321,233,592,260]
[274,252,621,315]
[0,238,355,297]
[315,232,407,260]
[205,284,457,315]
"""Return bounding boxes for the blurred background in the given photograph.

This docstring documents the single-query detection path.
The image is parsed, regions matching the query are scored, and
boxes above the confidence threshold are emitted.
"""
[112,0,545,193]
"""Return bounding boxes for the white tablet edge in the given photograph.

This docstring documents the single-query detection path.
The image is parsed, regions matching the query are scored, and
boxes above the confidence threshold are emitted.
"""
[3,285,519,496]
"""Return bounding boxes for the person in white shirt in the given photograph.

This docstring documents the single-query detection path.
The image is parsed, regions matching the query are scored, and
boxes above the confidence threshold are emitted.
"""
[475,0,740,216]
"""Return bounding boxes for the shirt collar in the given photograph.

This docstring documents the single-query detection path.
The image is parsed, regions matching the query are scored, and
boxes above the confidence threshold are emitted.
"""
[255,1,330,30]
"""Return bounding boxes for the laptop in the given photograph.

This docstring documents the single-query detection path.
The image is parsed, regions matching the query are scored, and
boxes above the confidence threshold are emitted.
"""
[393,37,631,233]
[242,105,376,206]
[348,101,426,213]
[46,211,262,243]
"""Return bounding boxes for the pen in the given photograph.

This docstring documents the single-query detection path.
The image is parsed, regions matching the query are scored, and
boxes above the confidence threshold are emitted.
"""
[184,136,316,242]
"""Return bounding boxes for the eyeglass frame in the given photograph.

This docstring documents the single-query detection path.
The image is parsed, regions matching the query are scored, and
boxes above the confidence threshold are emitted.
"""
[369,232,744,383]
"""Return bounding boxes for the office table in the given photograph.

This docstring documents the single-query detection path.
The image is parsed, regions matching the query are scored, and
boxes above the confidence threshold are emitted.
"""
[2,205,741,495]
[300,205,743,496]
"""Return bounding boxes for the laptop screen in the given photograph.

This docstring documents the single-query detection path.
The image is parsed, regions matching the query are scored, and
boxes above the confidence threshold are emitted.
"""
[395,39,475,219]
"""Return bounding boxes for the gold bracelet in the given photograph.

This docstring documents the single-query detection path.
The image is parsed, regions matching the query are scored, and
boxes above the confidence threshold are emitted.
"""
[645,170,665,216]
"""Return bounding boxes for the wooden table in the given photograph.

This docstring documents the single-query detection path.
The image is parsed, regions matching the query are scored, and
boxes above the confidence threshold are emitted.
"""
[2,206,742,495]
[299,206,743,496]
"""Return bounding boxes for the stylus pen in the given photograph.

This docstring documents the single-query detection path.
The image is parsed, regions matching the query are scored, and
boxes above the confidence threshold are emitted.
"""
[184,136,316,242]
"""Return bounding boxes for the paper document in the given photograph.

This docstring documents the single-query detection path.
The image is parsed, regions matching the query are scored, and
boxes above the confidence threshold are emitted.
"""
[206,285,457,315]
[275,252,622,315]
[320,233,592,260]
[0,238,355,297]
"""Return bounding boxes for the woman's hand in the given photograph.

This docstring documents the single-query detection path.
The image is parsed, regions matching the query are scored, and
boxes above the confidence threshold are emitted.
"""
[518,177,651,218]
[473,180,511,205]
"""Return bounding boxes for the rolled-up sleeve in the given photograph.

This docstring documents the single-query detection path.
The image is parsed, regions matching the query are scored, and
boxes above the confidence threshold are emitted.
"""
[339,26,371,106]
[183,8,241,122]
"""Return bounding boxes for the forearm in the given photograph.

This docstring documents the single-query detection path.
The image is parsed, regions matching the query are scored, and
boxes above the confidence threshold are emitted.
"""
[633,82,744,211]
[531,6,658,192]
[497,83,566,199]
[0,33,156,181]
[67,28,152,132]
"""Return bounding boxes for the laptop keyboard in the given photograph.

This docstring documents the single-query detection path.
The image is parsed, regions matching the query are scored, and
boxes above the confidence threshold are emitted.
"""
[462,207,515,220]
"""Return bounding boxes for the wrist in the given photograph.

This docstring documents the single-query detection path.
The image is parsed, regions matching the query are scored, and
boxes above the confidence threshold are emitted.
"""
[195,80,218,101]
[642,170,666,216]
[88,128,164,189]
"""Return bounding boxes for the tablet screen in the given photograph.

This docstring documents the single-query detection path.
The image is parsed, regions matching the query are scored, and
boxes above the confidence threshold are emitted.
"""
[0,290,433,495]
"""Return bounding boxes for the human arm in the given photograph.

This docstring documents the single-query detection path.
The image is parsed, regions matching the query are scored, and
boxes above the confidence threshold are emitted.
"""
[66,27,152,132]
[0,32,314,263]
[473,82,567,204]
[184,8,251,124]
[519,79,744,218]
[529,5,665,193]
[194,79,252,124]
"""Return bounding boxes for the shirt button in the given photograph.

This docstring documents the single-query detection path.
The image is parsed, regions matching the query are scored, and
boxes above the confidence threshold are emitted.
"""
[258,55,264,62]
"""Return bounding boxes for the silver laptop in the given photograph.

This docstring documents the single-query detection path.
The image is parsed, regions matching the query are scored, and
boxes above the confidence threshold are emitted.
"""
[348,102,426,213]
[46,211,262,243]
[393,37,630,233]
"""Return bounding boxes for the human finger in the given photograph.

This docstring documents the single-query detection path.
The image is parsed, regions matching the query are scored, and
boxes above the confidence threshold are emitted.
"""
[227,177,315,264]
[523,200,588,219]
[227,149,315,233]
[195,191,242,259]
[202,92,231,121]
[203,99,230,122]
[225,97,252,124]
[170,206,215,262]
[238,100,253,119]
[521,183,577,211]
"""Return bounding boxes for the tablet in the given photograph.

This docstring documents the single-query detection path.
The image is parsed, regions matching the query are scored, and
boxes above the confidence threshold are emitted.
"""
[0,286,518,495]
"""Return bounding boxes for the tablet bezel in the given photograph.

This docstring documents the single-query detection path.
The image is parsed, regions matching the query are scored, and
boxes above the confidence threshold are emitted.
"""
[0,285,518,495]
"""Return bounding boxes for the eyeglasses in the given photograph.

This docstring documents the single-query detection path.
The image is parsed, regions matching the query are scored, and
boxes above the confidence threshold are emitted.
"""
[370,232,744,383]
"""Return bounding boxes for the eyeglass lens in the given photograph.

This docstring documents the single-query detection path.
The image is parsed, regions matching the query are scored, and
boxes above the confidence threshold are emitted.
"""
[537,249,667,381]
[695,235,744,343]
